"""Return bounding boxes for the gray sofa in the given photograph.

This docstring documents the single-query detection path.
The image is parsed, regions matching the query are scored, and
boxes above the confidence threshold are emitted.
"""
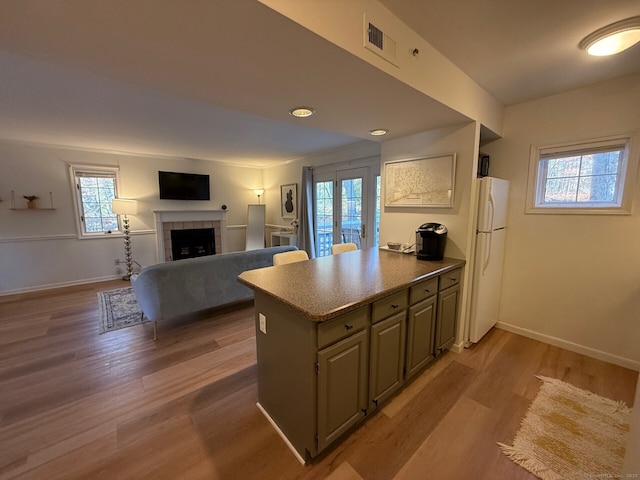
[131,245,297,338]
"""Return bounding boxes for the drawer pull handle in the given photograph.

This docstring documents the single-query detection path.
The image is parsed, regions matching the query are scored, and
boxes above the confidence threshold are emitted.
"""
[450,278,457,282]
[424,289,432,293]
[391,304,399,309]
[344,324,353,330]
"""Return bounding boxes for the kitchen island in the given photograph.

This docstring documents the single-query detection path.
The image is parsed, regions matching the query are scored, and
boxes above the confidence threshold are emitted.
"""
[238,247,465,462]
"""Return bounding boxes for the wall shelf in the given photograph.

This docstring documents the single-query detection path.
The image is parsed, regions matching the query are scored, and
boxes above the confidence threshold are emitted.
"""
[10,190,55,210]
[10,208,56,211]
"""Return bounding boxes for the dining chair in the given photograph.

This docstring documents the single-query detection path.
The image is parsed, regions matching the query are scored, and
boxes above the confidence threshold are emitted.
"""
[273,249,309,265]
[331,243,358,255]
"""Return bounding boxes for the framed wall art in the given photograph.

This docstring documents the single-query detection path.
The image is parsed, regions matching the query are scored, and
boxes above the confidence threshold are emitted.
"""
[384,153,456,208]
[280,183,297,218]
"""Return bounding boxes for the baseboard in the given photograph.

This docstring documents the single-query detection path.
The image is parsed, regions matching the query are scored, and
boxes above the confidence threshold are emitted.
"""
[450,340,465,353]
[496,322,640,372]
[0,275,124,296]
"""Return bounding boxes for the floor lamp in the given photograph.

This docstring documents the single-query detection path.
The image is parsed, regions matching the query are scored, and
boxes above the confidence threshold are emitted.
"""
[112,198,138,280]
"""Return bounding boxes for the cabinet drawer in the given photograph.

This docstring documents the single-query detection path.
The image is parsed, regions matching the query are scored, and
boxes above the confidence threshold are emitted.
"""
[317,306,368,349]
[439,268,462,291]
[409,277,438,305]
[372,291,407,324]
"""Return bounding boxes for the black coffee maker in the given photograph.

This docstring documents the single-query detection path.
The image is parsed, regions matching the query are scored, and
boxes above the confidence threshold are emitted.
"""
[416,223,447,260]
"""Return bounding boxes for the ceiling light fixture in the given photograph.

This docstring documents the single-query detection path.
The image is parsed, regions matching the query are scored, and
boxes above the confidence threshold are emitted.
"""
[579,16,640,56]
[368,128,388,136]
[289,107,315,118]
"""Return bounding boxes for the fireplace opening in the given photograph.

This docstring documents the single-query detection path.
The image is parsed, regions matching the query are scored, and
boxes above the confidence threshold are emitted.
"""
[171,228,216,261]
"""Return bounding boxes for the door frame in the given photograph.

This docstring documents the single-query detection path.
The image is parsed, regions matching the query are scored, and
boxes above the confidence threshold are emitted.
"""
[313,158,380,255]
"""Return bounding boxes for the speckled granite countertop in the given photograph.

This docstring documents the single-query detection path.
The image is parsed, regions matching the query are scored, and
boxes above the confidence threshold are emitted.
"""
[238,248,465,322]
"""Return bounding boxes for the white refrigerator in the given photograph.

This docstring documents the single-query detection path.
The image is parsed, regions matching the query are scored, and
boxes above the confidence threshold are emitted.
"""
[469,177,510,343]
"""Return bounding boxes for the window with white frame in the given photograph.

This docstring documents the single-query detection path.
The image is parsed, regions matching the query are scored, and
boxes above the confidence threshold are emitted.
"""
[312,161,380,257]
[526,136,633,214]
[69,165,120,237]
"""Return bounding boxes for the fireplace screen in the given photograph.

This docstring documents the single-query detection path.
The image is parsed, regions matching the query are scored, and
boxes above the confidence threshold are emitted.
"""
[170,228,216,261]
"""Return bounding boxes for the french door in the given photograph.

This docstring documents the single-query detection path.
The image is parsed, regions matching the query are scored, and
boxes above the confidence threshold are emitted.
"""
[314,165,380,257]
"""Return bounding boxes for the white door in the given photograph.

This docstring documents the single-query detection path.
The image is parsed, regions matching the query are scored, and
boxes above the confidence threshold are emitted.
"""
[314,165,380,257]
[337,168,368,249]
[469,228,506,343]
[486,177,509,230]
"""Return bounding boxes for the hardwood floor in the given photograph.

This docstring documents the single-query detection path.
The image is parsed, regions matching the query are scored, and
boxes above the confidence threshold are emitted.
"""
[0,280,637,479]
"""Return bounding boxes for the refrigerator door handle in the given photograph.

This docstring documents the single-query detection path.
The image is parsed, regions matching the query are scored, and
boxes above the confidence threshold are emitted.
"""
[482,233,492,275]
[487,194,495,231]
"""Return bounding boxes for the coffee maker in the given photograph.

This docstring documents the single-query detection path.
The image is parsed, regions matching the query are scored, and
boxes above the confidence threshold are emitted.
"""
[416,223,447,260]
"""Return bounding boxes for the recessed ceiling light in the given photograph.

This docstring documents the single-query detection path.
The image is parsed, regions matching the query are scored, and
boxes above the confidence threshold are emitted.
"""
[579,16,640,56]
[289,107,315,118]
[368,129,388,136]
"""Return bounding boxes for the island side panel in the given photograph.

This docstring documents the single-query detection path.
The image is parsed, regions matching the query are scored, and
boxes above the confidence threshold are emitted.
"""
[253,291,318,460]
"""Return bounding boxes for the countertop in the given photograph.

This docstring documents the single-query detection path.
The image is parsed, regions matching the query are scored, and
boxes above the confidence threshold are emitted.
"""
[238,248,465,322]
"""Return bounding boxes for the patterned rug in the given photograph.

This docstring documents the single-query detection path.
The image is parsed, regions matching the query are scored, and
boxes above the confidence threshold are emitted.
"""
[97,287,147,333]
[498,375,632,480]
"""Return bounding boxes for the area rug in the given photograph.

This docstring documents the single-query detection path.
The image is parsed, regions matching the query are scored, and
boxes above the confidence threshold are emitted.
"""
[97,287,147,333]
[498,375,632,480]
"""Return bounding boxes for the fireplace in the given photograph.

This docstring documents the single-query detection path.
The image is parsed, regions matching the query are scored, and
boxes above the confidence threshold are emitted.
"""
[171,228,216,261]
[153,210,227,262]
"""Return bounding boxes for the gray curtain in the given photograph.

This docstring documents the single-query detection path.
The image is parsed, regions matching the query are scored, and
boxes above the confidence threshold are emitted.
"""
[298,166,316,258]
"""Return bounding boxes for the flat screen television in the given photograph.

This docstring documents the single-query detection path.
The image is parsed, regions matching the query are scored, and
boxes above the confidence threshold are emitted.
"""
[158,171,210,200]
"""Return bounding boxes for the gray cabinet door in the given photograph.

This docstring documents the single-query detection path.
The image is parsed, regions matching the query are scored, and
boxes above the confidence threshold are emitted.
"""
[369,311,406,409]
[317,328,368,452]
[406,295,437,379]
[436,284,459,355]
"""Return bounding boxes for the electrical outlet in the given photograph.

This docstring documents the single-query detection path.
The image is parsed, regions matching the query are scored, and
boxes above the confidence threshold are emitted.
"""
[259,313,267,334]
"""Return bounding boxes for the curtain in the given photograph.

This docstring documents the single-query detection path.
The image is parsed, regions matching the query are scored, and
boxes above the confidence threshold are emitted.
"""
[298,166,316,258]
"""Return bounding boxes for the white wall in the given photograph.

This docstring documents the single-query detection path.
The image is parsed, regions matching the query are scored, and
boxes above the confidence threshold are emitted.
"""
[483,74,640,368]
[0,140,263,294]
[262,141,381,234]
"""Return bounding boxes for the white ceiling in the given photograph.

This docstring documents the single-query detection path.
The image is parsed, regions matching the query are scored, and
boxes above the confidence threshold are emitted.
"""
[0,0,639,167]
[379,0,640,106]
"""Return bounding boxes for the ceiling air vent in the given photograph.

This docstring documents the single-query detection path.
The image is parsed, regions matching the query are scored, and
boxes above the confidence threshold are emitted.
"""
[364,15,398,67]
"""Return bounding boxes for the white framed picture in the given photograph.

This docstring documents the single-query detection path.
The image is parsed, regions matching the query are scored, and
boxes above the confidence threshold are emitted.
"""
[280,183,297,218]
[384,153,456,207]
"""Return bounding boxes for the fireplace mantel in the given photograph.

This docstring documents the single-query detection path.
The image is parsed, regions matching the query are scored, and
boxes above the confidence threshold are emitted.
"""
[153,210,227,263]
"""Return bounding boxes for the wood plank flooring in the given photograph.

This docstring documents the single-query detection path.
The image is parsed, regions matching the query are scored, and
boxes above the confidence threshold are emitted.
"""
[0,280,637,479]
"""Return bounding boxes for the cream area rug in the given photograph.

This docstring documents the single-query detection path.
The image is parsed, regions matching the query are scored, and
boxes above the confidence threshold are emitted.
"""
[498,375,632,480]
[97,287,147,333]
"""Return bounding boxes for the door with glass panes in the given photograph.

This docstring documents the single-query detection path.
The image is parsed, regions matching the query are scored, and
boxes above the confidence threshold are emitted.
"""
[314,166,380,257]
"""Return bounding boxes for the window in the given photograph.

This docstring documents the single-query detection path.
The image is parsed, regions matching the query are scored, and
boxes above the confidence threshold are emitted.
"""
[527,136,633,214]
[312,161,380,257]
[69,165,120,237]
[315,179,334,257]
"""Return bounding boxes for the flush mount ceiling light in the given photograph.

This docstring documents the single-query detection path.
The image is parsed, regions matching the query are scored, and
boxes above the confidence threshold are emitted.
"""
[289,107,315,118]
[579,16,640,56]
[368,128,388,136]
